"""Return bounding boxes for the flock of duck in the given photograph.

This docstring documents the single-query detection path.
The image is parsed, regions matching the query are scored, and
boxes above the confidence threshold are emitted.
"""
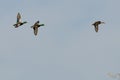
[13,12,45,36]
[13,12,105,36]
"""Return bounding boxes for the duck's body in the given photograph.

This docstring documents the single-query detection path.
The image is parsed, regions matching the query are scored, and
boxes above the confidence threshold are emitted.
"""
[31,21,44,36]
[13,13,27,28]
[92,21,105,32]
[13,22,27,28]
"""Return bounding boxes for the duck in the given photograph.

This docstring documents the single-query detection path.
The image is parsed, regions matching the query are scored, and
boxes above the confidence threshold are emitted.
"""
[31,21,44,36]
[13,13,27,28]
[92,21,105,32]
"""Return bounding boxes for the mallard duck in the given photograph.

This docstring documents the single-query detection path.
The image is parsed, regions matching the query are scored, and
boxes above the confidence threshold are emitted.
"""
[13,13,27,28]
[31,21,44,36]
[92,21,105,32]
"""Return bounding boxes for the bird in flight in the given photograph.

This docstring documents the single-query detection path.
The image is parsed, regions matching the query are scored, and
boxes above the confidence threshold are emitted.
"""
[92,21,105,32]
[31,21,44,36]
[13,12,27,28]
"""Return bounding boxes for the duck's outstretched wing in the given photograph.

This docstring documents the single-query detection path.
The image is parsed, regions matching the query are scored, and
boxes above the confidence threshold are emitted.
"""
[94,26,99,32]
[34,27,38,36]
[17,13,21,23]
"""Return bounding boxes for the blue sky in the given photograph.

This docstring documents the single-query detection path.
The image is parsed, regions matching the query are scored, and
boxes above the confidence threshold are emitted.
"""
[0,0,120,80]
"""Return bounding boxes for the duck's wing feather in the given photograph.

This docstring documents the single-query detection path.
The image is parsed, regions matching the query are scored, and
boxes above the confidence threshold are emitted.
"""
[17,13,21,22]
[34,27,38,36]
[94,26,99,32]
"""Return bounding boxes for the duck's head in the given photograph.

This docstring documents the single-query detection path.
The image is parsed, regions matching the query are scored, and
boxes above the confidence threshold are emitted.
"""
[97,21,105,24]
[40,24,45,26]
[23,21,27,24]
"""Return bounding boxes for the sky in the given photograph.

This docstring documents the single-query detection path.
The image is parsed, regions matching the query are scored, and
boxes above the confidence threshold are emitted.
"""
[0,0,120,80]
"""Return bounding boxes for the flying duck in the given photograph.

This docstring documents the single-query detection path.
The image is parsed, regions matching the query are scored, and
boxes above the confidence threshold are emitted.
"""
[92,21,105,32]
[13,13,27,28]
[31,21,44,36]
